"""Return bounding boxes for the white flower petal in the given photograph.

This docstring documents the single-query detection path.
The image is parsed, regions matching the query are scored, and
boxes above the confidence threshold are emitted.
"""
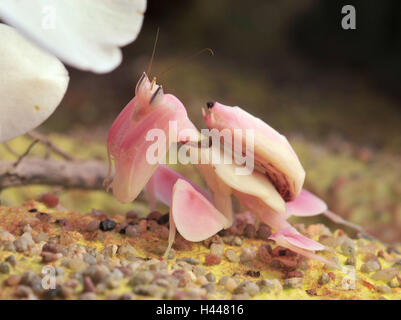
[0,0,146,73]
[0,23,69,142]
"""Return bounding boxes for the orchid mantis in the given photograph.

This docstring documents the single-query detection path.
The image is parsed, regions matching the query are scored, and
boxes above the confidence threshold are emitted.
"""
[105,72,351,267]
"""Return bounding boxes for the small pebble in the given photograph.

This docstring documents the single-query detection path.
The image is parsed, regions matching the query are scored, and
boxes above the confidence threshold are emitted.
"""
[101,244,118,258]
[33,232,49,243]
[201,283,216,294]
[203,235,223,248]
[116,222,128,234]
[345,256,356,266]
[210,243,224,256]
[376,285,391,294]
[233,236,243,246]
[284,277,303,289]
[341,238,356,257]
[0,230,15,242]
[318,273,331,285]
[204,254,222,266]
[234,281,260,296]
[206,272,216,283]
[361,260,381,273]
[244,224,256,238]
[133,284,163,298]
[69,258,87,271]
[14,238,29,252]
[86,220,99,232]
[193,265,206,277]
[16,285,34,298]
[147,211,162,221]
[99,219,116,231]
[196,275,208,286]
[257,224,272,240]
[6,274,22,286]
[218,276,230,286]
[258,279,275,290]
[156,226,169,240]
[117,243,136,258]
[23,224,32,233]
[319,235,340,248]
[42,242,64,254]
[56,267,65,276]
[388,278,399,288]
[178,257,200,265]
[5,255,16,267]
[225,249,239,263]
[83,276,95,292]
[224,278,238,292]
[130,271,154,286]
[257,244,272,264]
[222,235,234,245]
[41,252,59,263]
[0,262,10,274]
[83,253,97,265]
[126,210,139,220]
[125,225,140,238]
[40,193,59,208]
[36,212,51,222]
[3,241,16,252]
[240,247,256,263]
[371,268,399,281]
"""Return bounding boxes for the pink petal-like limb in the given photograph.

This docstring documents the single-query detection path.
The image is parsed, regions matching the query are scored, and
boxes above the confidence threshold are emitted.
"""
[203,102,305,201]
[106,73,197,203]
[269,228,335,266]
[285,190,363,232]
[194,145,285,228]
[234,191,290,230]
[145,164,212,210]
[213,158,286,215]
[180,140,235,228]
[195,161,234,228]
[164,179,228,258]
[323,210,364,232]
[285,189,328,218]
[234,191,332,265]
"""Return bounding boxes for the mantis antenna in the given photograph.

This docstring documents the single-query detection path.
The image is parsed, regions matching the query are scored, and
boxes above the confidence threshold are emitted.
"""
[147,27,160,77]
[158,48,214,79]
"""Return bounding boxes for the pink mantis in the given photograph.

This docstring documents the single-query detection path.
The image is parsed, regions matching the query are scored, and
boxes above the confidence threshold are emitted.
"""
[105,72,352,266]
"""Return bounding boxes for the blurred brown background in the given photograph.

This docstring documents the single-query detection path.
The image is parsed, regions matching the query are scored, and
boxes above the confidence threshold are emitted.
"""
[32,0,401,242]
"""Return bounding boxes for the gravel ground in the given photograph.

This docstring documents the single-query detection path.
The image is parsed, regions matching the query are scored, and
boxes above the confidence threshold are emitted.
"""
[0,199,400,300]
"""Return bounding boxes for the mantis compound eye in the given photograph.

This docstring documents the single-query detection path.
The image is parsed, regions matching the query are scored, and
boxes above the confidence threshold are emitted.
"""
[206,101,215,109]
[149,85,163,104]
[135,72,147,95]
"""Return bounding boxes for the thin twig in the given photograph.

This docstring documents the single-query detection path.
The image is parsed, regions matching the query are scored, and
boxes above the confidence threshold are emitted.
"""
[13,139,39,168]
[27,130,74,161]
